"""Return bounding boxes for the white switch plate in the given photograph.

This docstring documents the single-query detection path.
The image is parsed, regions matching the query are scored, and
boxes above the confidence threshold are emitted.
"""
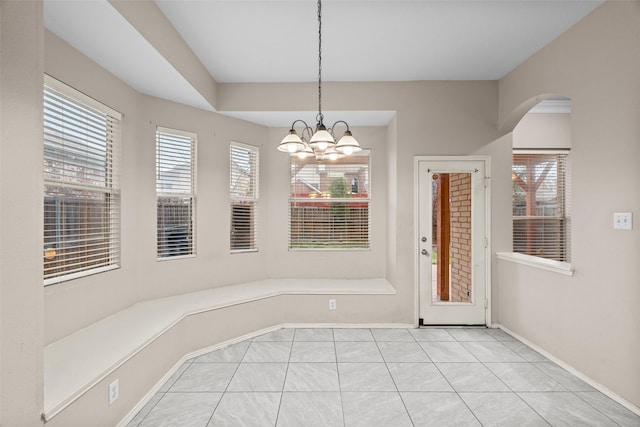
[108,379,119,406]
[613,212,633,230]
[329,299,336,310]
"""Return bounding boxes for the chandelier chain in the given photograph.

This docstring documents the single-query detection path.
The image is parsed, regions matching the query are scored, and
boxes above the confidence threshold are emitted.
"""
[277,0,361,159]
[317,0,323,124]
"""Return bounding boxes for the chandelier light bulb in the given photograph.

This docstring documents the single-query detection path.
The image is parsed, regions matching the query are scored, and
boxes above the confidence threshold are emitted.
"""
[278,129,305,153]
[297,150,311,159]
[334,130,361,156]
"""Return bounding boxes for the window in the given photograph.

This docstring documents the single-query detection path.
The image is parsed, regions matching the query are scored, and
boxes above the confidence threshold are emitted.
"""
[230,142,259,251]
[156,127,196,258]
[512,151,570,262]
[43,76,121,284]
[289,151,370,249]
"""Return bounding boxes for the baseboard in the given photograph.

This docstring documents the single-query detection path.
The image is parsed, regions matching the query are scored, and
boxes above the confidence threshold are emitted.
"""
[496,323,640,417]
[282,322,417,329]
[116,324,283,427]
[186,324,283,361]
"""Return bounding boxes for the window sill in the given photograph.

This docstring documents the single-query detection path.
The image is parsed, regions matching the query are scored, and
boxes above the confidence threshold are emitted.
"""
[231,249,258,254]
[157,254,196,262]
[44,265,120,287]
[496,252,574,276]
[289,247,371,252]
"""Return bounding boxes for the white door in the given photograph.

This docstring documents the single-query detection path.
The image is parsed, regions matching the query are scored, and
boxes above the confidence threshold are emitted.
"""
[417,158,488,325]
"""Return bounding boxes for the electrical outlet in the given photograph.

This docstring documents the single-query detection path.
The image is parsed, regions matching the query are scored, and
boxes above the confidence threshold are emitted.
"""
[108,379,119,406]
[329,298,336,310]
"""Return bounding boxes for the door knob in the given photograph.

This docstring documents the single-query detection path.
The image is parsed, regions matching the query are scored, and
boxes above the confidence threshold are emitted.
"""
[421,237,427,242]
[421,249,429,256]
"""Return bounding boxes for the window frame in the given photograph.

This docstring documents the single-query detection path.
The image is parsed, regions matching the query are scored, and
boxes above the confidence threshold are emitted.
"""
[288,149,371,251]
[156,126,197,260]
[511,149,570,263]
[229,141,259,253]
[43,74,122,286]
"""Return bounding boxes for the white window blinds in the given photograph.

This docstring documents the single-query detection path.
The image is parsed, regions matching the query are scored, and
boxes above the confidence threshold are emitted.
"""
[512,151,570,262]
[230,142,259,252]
[43,76,121,283]
[156,127,196,258]
[289,151,370,250]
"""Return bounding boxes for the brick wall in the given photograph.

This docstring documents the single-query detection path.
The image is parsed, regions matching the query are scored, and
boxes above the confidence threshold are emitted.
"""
[449,173,472,302]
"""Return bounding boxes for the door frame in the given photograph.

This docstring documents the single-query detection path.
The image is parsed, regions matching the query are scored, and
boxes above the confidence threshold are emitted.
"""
[413,156,492,326]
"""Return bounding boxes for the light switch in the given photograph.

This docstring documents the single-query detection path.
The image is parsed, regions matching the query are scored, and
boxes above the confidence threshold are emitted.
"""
[613,212,632,230]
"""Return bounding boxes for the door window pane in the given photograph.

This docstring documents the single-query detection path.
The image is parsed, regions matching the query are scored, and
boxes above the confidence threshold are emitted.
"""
[432,173,472,303]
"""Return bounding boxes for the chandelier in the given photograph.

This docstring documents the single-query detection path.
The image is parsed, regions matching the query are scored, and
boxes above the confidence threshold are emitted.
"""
[277,0,361,161]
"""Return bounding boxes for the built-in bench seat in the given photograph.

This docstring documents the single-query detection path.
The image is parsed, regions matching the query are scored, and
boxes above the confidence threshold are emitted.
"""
[43,278,396,422]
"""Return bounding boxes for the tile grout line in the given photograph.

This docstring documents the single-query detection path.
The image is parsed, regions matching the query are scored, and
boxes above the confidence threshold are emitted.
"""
[511,391,553,427]
[129,393,164,427]
[272,331,295,427]
[476,333,562,427]
[375,328,423,426]
[203,341,252,426]
[133,357,195,427]
[571,391,625,427]
[529,363,628,427]
[431,333,485,426]
[332,328,348,427]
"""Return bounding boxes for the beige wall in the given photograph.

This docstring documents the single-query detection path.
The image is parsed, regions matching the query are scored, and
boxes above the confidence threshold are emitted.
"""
[4,0,638,424]
[1,1,45,425]
[385,115,399,286]
[43,29,504,343]
[498,0,640,408]
[222,80,502,322]
[38,31,506,425]
[514,113,571,149]
[34,20,505,426]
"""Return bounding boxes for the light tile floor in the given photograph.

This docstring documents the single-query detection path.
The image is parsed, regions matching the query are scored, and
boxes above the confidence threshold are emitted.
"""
[127,328,640,427]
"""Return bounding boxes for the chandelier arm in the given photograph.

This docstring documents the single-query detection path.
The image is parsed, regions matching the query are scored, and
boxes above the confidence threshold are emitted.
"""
[301,125,314,143]
[288,119,314,143]
[290,119,310,130]
[329,120,351,135]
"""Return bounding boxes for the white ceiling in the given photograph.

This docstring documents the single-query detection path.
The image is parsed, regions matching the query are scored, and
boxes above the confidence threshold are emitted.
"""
[155,0,602,82]
[43,0,600,126]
